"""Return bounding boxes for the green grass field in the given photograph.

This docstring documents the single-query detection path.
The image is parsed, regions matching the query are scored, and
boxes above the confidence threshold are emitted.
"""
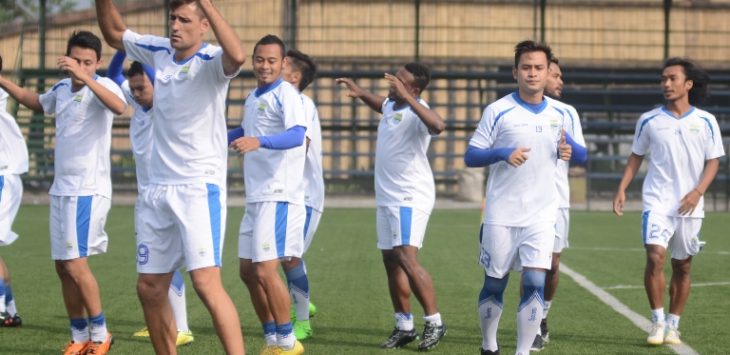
[0,205,728,354]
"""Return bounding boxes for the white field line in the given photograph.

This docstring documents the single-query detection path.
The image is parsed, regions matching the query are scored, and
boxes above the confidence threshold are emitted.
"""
[570,246,730,255]
[560,262,699,355]
[605,281,730,290]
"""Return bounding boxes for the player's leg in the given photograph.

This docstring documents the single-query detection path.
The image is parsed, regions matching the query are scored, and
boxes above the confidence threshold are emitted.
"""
[642,212,673,345]
[664,217,702,345]
[282,257,312,340]
[169,269,193,345]
[378,206,417,349]
[189,266,244,355]
[0,258,7,315]
[0,174,23,326]
[138,272,176,354]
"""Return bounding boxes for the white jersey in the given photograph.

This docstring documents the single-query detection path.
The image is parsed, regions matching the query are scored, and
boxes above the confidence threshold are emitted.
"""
[0,89,28,175]
[553,101,585,208]
[121,81,154,190]
[242,79,307,204]
[470,92,566,227]
[39,77,125,198]
[302,94,325,212]
[122,29,239,186]
[375,98,435,213]
[632,106,725,218]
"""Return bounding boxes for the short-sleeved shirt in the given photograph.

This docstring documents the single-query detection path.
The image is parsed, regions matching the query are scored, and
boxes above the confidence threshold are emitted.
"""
[632,106,725,218]
[469,92,566,227]
[375,98,435,213]
[0,89,28,175]
[242,79,307,204]
[122,29,239,186]
[39,77,125,198]
[120,81,154,189]
[302,94,325,212]
[553,101,586,208]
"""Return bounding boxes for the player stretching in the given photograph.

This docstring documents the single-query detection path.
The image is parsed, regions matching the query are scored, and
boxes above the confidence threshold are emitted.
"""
[465,40,572,355]
[531,56,588,351]
[613,57,723,346]
[336,63,447,351]
[95,0,247,353]
[0,32,126,354]
[106,51,194,346]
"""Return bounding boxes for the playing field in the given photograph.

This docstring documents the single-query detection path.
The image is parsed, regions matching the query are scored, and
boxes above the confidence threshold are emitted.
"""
[0,204,728,354]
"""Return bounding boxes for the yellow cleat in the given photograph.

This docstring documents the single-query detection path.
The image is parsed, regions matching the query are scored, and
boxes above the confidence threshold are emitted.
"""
[176,330,195,346]
[133,326,150,337]
[272,340,305,355]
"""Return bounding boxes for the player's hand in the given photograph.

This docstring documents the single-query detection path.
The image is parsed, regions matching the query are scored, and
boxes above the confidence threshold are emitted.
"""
[335,78,365,98]
[559,129,572,161]
[57,56,90,83]
[230,136,260,154]
[384,72,409,101]
[612,189,625,216]
[678,189,702,215]
[507,147,530,167]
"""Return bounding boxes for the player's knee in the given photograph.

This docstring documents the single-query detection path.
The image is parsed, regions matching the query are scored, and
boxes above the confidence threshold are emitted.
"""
[239,260,257,285]
[671,258,692,276]
[521,269,546,305]
[137,278,167,303]
[646,252,665,269]
[479,274,509,303]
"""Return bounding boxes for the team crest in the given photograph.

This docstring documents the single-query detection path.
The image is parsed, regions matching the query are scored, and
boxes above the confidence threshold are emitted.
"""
[549,118,559,129]
[257,102,267,114]
[393,113,403,123]
[180,65,191,74]
[73,94,83,102]
[689,123,701,134]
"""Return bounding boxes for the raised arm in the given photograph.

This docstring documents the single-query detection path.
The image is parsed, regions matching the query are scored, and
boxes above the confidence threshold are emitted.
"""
[335,77,386,114]
[613,153,644,216]
[95,0,127,50]
[58,56,126,115]
[196,0,246,76]
[0,76,42,112]
[384,72,445,134]
[106,50,126,86]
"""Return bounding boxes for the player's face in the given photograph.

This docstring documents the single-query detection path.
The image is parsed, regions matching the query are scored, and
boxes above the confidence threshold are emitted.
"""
[67,46,101,86]
[513,51,549,97]
[387,67,417,102]
[169,4,208,53]
[253,44,284,86]
[662,65,692,103]
[546,62,563,99]
[128,73,154,108]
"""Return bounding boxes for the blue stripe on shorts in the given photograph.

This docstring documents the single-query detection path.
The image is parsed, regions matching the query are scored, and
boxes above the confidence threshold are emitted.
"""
[275,202,288,258]
[0,176,5,201]
[641,210,650,245]
[76,196,92,257]
[206,184,222,267]
[303,206,313,241]
[399,206,412,246]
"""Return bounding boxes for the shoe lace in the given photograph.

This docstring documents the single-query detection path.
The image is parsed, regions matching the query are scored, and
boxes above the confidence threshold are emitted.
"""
[422,324,441,342]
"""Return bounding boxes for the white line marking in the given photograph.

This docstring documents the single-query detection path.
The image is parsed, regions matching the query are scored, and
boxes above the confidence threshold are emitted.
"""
[560,262,699,355]
[571,246,730,255]
[605,281,730,290]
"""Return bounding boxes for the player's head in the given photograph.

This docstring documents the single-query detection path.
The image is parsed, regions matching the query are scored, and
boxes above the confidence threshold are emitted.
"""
[252,34,286,87]
[387,62,430,102]
[545,57,563,99]
[66,31,103,85]
[128,61,154,108]
[283,48,317,92]
[168,0,209,53]
[512,40,552,97]
[662,57,709,106]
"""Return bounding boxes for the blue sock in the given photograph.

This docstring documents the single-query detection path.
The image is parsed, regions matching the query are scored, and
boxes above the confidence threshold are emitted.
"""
[89,312,108,342]
[170,270,185,296]
[285,263,309,295]
[276,322,295,349]
[0,279,5,312]
[479,273,508,305]
[263,321,277,346]
[5,284,12,304]
[478,273,508,352]
[70,318,89,342]
[520,270,546,309]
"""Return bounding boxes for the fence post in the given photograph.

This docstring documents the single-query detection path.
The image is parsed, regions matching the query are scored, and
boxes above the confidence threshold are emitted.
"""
[663,0,671,59]
[415,0,421,61]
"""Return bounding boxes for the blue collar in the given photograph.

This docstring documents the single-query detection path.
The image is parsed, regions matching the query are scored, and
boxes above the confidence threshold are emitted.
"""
[255,78,284,97]
[661,105,695,119]
[173,42,209,65]
[512,92,547,114]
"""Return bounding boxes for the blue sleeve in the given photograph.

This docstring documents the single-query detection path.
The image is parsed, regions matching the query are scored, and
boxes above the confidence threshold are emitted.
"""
[464,145,514,167]
[227,127,244,145]
[143,64,156,86]
[565,133,588,165]
[107,51,126,86]
[258,125,306,150]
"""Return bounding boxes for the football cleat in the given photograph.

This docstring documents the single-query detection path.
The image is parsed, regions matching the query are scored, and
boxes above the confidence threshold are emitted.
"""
[647,322,665,345]
[63,341,90,355]
[133,326,149,337]
[418,322,447,351]
[664,327,682,345]
[0,312,22,327]
[293,320,312,340]
[87,332,113,355]
[381,327,418,349]
[176,330,195,346]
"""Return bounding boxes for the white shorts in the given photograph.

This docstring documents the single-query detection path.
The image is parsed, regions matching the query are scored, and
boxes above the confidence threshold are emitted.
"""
[50,195,111,260]
[553,208,570,253]
[303,206,322,254]
[642,211,703,260]
[376,206,430,250]
[478,222,554,278]
[135,183,227,273]
[238,201,305,262]
[0,175,23,246]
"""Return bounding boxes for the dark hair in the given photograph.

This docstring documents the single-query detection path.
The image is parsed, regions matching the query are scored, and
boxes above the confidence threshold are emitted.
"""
[66,31,102,60]
[286,49,317,92]
[663,57,709,105]
[128,61,146,78]
[404,62,431,93]
[253,34,286,59]
[550,56,560,65]
[513,40,553,68]
[169,0,205,18]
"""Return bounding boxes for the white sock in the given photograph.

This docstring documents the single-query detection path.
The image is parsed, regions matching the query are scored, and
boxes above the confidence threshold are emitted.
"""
[423,312,442,327]
[89,314,108,343]
[5,300,16,316]
[542,300,552,319]
[478,298,502,352]
[666,313,680,329]
[265,333,277,346]
[291,288,310,321]
[168,281,189,332]
[395,312,414,331]
[651,308,665,324]
[277,328,296,349]
[515,296,542,355]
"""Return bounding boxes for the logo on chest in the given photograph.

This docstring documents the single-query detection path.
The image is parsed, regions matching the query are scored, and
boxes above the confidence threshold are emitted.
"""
[73,94,84,102]
[257,102,268,115]
[392,113,403,124]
